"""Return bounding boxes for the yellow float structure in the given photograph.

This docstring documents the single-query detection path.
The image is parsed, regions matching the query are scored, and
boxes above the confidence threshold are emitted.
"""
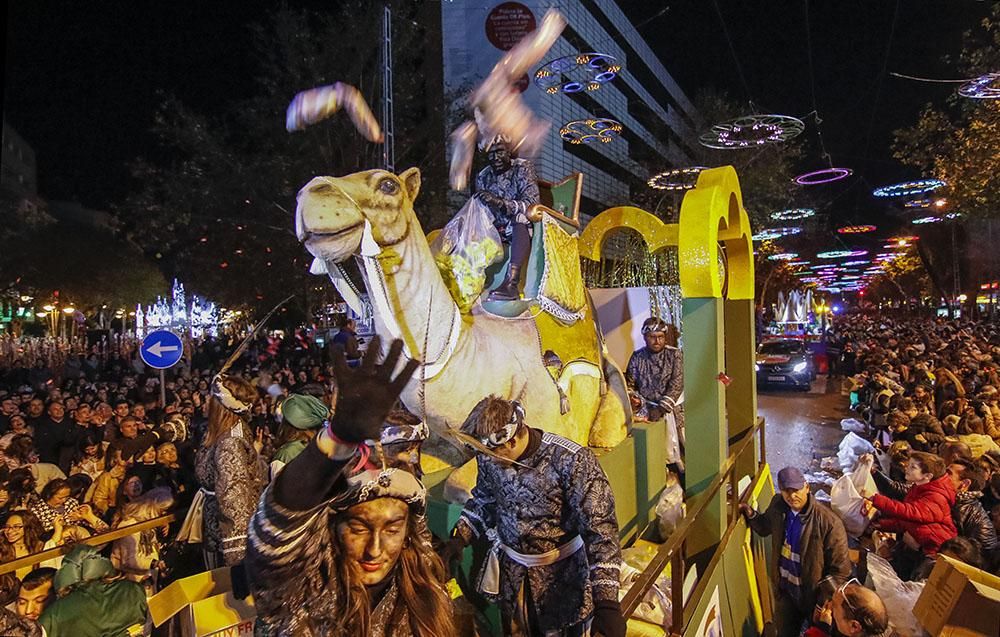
[579,165,774,636]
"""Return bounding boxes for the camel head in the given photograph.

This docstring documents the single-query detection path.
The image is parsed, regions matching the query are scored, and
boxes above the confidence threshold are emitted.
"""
[296,167,421,264]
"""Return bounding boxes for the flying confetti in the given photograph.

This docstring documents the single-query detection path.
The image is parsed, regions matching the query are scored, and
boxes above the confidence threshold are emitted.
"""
[286,82,383,142]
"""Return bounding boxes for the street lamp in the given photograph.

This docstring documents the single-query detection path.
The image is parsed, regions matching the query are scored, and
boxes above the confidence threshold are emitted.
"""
[42,304,55,312]
[62,307,75,314]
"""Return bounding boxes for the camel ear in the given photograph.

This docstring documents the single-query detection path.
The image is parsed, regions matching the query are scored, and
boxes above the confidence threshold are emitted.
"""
[399,167,421,202]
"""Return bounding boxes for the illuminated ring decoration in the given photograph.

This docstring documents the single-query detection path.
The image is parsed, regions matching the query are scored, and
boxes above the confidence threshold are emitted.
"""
[903,198,934,209]
[841,260,869,267]
[794,167,853,185]
[817,250,868,259]
[770,208,815,221]
[767,252,799,261]
[698,114,805,149]
[872,179,946,198]
[911,216,942,225]
[786,260,808,266]
[535,53,622,95]
[751,226,802,241]
[944,212,962,220]
[958,72,1000,99]
[836,225,877,234]
[887,236,917,243]
[647,166,708,190]
[559,119,623,144]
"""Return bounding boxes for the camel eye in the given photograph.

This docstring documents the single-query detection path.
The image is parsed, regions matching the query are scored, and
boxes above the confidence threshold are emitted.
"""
[378,178,399,195]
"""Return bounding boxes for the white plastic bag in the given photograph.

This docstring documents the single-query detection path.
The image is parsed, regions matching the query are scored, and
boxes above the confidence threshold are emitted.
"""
[619,546,673,629]
[654,476,685,541]
[840,417,867,434]
[849,453,878,498]
[831,473,871,537]
[874,448,891,474]
[837,431,875,471]
[866,553,929,637]
[430,197,504,311]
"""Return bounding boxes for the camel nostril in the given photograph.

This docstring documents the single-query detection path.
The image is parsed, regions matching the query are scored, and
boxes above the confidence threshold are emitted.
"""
[308,182,336,195]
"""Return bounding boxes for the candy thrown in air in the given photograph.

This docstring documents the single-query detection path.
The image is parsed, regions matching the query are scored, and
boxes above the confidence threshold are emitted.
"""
[286,82,383,143]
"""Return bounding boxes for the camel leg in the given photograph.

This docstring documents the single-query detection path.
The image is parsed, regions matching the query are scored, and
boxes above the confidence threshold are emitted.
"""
[588,361,630,447]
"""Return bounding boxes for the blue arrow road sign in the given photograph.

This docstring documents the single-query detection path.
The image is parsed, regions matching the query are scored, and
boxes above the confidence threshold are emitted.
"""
[140,330,184,369]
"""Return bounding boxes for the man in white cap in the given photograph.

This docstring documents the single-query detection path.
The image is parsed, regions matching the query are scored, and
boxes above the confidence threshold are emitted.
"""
[474,135,540,300]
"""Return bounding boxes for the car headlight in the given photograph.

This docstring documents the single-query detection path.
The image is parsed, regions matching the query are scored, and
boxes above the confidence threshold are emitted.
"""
[793,361,807,373]
[755,363,760,372]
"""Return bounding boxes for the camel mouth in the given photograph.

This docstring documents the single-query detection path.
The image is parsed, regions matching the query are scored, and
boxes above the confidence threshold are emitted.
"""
[303,222,364,241]
[302,222,365,263]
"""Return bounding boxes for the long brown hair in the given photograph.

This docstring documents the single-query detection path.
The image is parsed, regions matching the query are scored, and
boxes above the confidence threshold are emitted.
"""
[203,375,258,447]
[0,510,45,556]
[329,511,456,636]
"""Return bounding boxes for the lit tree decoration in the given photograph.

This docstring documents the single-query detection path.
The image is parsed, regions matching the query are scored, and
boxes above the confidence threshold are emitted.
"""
[534,53,621,94]
[559,118,623,144]
[767,252,799,261]
[817,249,868,259]
[958,72,1000,99]
[699,114,805,149]
[794,167,853,185]
[837,225,877,234]
[647,167,707,190]
[136,279,221,338]
[770,208,815,221]
[751,226,802,241]
[872,179,946,198]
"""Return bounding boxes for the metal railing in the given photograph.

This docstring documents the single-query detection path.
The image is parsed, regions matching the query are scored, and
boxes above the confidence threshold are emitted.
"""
[621,417,767,634]
[0,512,180,576]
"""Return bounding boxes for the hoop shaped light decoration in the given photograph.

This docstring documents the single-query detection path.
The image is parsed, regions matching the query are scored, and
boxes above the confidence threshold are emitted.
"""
[912,215,942,225]
[958,72,1000,99]
[751,226,802,241]
[903,198,934,209]
[699,114,805,150]
[767,252,798,261]
[817,249,868,259]
[647,166,708,190]
[560,118,622,144]
[841,260,869,267]
[535,53,622,94]
[794,167,853,185]
[770,208,815,221]
[872,179,946,198]
[837,224,877,234]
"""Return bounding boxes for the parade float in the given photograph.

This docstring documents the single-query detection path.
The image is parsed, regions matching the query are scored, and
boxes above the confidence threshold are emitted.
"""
[287,9,776,633]
[296,162,777,634]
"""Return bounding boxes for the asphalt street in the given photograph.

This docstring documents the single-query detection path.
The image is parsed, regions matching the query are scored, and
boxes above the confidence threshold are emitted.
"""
[758,376,850,481]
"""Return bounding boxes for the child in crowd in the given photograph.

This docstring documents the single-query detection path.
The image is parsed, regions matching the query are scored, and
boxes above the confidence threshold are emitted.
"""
[866,451,957,577]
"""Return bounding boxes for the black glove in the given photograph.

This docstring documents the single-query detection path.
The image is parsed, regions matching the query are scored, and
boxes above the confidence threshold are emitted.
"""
[592,600,626,637]
[329,336,420,443]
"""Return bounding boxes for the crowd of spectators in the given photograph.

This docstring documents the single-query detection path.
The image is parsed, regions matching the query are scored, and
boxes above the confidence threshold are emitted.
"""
[0,330,353,636]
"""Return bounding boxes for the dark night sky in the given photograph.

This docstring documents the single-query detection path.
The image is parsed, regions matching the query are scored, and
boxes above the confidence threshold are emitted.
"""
[4,1,994,224]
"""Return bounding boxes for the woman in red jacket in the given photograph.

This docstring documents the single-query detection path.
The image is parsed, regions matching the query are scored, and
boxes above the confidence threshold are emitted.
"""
[866,451,956,574]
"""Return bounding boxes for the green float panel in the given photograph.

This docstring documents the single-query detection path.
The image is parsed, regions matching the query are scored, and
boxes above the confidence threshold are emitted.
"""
[594,435,639,540]
[724,297,758,480]
[632,419,667,527]
[681,297,727,555]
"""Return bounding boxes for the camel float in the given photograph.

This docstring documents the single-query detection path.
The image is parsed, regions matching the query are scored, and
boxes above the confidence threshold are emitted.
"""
[295,167,631,490]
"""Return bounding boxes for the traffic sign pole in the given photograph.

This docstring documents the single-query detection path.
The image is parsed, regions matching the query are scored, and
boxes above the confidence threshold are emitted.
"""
[160,369,166,408]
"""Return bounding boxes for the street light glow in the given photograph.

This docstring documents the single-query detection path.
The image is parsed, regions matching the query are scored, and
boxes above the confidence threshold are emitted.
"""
[42,304,55,312]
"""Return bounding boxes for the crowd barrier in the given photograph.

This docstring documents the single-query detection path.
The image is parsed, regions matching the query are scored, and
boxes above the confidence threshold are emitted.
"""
[0,512,180,576]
